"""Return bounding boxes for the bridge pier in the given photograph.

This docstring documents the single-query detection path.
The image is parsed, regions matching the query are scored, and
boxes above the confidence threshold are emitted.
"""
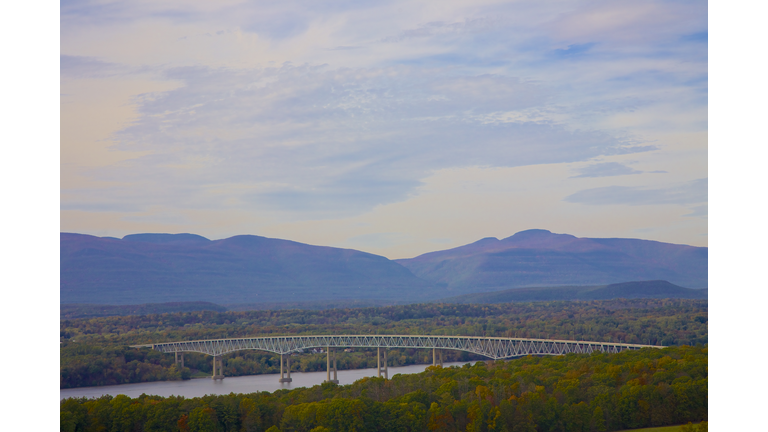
[279,353,292,383]
[211,356,224,380]
[377,347,388,379]
[325,347,338,384]
[175,352,184,368]
[432,348,443,367]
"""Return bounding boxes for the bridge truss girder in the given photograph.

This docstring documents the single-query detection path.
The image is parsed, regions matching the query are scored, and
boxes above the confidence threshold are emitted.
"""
[133,335,660,360]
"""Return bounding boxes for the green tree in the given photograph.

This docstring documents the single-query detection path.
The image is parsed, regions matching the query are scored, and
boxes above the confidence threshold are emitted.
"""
[591,406,606,432]
[60,398,88,432]
[189,406,221,432]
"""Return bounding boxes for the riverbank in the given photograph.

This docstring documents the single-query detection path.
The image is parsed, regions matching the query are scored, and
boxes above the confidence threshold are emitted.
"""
[61,361,474,400]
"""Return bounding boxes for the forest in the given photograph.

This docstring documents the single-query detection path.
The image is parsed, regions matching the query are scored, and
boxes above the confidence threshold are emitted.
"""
[61,345,707,432]
[60,299,707,389]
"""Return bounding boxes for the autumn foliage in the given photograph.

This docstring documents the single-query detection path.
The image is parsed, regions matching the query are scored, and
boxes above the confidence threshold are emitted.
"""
[61,345,707,432]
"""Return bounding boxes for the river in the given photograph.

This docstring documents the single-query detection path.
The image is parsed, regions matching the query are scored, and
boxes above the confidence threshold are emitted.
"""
[60,361,474,400]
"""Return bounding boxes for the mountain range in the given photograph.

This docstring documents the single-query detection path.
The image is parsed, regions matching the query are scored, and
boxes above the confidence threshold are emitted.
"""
[395,229,707,293]
[60,233,439,305]
[60,229,707,305]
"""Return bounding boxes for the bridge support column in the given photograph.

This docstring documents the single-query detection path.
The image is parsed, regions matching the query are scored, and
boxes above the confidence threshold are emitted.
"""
[333,351,338,383]
[432,348,443,367]
[377,347,388,379]
[279,353,292,383]
[325,347,338,384]
[384,349,388,379]
[212,356,224,380]
[175,352,185,368]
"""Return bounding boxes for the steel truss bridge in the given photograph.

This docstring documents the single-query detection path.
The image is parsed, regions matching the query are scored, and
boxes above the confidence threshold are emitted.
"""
[132,335,661,382]
[133,335,657,359]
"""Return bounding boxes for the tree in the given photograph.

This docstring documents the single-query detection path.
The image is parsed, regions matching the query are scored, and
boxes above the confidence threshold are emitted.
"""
[188,406,220,432]
[591,406,606,432]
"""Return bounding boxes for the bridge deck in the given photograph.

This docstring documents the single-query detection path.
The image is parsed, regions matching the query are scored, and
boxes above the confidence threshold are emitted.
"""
[132,335,661,360]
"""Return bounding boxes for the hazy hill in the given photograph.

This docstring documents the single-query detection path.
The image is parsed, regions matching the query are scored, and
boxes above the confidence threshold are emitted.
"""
[60,301,228,319]
[437,280,708,304]
[396,229,707,293]
[61,233,439,305]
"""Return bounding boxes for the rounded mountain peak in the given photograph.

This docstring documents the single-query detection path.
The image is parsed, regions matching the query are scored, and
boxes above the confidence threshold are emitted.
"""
[500,229,578,247]
[122,233,211,244]
[512,229,552,237]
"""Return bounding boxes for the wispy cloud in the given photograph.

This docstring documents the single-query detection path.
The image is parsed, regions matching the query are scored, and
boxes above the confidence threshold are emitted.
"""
[684,204,708,219]
[570,162,656,178]
[64,64,656,217]
[563,178,707,206]
[380,17,502,43]
[60,55,129,78]
[327,46,363,51]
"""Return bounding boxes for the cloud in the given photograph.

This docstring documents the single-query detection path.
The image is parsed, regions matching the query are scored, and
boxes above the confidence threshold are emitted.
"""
[60,201,141,213]
[60,0,708,250]
[328,46,363,51]
[552,43,596,58]
[60,55,129,78]
[60,0,238,27]
[684,204,708,219]
[62,63,657,217]
[545,1,706,47]
[242,10,311,40]
[380,17,501,43]
[570,162,645,178]
[563,178,707,206]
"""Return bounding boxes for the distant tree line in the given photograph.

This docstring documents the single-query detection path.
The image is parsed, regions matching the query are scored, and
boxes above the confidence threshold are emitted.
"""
[61,345,707,432]
[60,302,227,320]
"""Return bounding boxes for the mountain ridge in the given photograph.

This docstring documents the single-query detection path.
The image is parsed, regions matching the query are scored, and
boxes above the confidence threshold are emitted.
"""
[60,232,439,305]
[61,229,707,305]
[396,229,707,291]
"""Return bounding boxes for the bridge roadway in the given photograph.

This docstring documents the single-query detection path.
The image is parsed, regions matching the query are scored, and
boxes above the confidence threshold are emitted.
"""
[132,335,661,383]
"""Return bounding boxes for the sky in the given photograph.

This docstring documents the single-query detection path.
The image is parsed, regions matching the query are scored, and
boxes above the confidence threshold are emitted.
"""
[60,0,708,259]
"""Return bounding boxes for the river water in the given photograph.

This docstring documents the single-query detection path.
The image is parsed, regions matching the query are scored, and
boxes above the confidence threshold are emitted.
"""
[60,362,474,400]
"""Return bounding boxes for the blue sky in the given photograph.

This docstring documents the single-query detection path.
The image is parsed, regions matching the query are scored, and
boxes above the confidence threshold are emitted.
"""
[60,0,708,258]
